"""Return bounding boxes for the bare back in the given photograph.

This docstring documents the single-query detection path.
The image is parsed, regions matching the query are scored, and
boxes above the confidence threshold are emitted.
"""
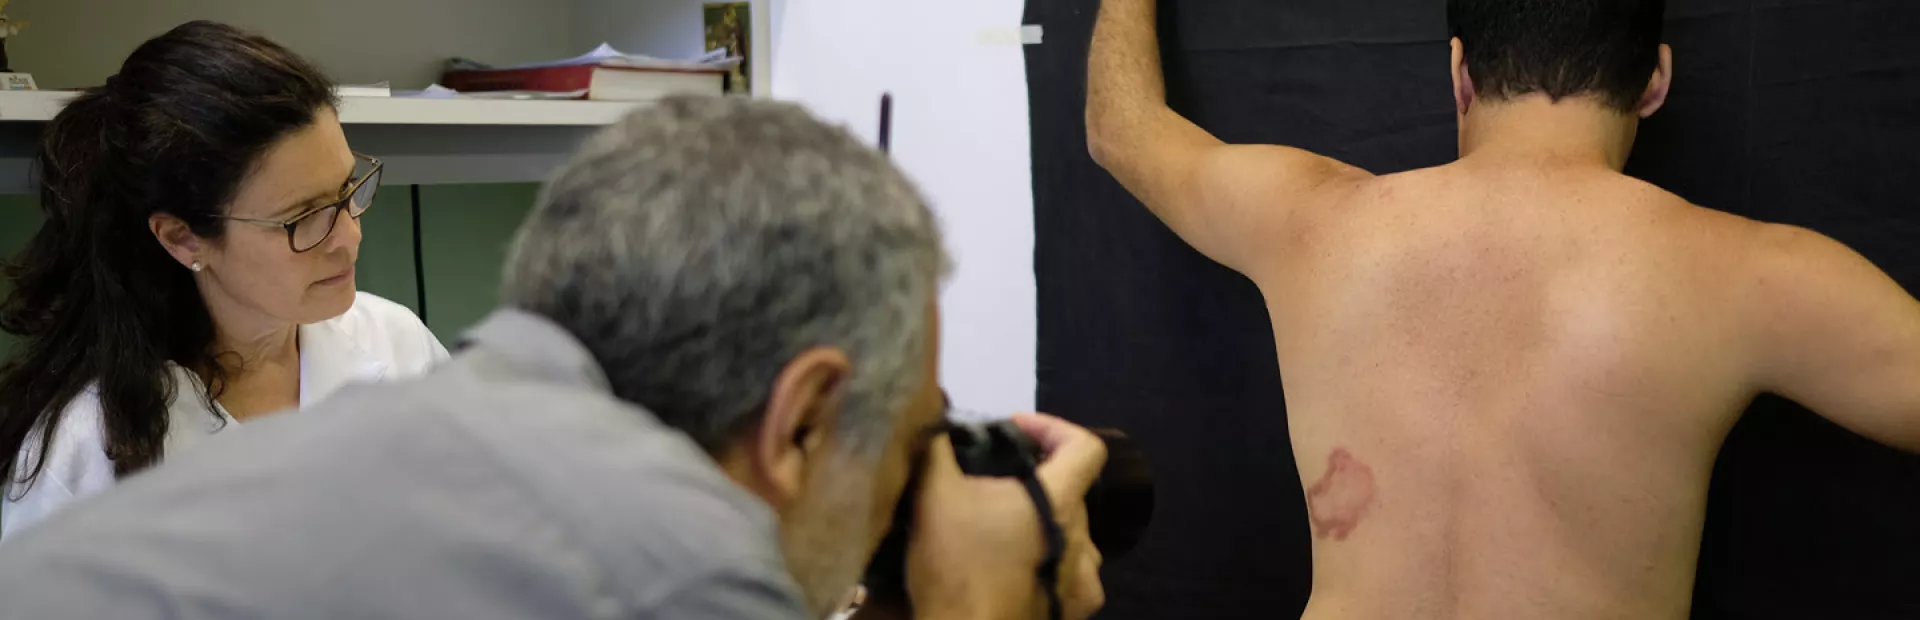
[1259,165,1773,619]
[1084,2,1920,615]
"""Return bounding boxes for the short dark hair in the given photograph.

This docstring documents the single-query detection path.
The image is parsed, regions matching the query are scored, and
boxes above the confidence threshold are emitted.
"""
[1448,0,1666,112]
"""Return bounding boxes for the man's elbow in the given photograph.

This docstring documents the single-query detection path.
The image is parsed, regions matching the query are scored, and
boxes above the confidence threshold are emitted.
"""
[1087,135,1114,171]
[1085,114,1120,171]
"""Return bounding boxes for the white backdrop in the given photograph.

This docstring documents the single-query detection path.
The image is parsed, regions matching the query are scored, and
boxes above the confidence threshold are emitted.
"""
[772,0,1038,414]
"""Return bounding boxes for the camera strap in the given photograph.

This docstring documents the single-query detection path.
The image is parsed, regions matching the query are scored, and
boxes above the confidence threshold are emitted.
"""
[1016,468,1066,620]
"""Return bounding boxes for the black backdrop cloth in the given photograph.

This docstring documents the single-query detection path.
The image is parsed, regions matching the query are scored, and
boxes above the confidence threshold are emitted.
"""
[1023,1,1920,618]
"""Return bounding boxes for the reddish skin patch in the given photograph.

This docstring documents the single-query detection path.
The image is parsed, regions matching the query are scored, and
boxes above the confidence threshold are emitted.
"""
[1305,448,1376,541]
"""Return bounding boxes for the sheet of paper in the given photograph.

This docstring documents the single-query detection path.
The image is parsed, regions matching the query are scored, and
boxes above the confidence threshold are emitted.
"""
[774,0,1038,413]
[448,43,742,73]
[460,89,591,100]
[393,84,462,99]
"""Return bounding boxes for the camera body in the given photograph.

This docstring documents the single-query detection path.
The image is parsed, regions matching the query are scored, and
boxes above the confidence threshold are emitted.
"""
[861,420,1155,611]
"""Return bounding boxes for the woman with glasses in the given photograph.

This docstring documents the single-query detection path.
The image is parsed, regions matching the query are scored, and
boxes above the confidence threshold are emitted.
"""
[0,21,447,539]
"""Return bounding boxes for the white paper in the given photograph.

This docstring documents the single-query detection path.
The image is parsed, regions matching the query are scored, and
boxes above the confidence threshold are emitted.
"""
[390,84,587,100]
[775,0,1038,414]
[394,84,462,99]
[975,25,1044,46]
[449,43,742,73]
[461,89,591,100]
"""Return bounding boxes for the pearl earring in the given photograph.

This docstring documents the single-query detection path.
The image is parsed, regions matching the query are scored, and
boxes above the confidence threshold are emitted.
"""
[190,261,204,273]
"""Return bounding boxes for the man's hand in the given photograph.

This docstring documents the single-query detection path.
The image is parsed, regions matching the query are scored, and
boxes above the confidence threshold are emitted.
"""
[904,413,1109,620]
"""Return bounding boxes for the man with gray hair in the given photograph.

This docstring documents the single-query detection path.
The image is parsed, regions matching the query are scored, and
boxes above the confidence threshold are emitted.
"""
[0,96,1108,620]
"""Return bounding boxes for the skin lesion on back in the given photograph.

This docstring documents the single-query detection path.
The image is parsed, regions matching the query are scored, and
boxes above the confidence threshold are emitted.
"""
[1304,447,1378,541]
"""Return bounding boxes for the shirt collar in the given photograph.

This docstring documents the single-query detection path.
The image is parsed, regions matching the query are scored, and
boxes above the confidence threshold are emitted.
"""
[298,320,390,408]
[456,309,612,394]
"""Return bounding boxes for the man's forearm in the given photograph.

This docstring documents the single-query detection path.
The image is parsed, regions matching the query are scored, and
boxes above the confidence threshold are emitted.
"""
[1082,0,1360,273]
[1086,0,1169,160]
[1085,0,1225,213]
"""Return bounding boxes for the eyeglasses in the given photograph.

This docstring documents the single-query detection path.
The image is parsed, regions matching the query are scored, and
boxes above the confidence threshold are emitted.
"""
[221,153,383,253]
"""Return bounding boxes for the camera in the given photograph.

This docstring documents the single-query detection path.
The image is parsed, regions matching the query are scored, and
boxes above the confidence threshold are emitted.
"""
[860,419,1156,613]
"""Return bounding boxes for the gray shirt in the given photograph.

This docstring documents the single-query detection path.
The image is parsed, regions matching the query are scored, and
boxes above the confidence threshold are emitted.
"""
[0,310,811,620]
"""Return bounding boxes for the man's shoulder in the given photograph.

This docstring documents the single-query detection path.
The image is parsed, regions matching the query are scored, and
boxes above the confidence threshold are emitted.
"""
[326,363,797,603]
[1604,178,1797,255]
[0,365,799,617]
[425,378,794,599]
[1605,174,1721,215]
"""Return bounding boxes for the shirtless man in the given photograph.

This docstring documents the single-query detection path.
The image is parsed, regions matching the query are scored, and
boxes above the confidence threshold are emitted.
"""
[1086,0,1920,618]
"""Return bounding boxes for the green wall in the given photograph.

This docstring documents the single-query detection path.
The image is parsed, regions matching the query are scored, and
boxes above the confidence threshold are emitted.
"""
[353,186,429,316]
[418,184,546,340]
[0,184,538,360]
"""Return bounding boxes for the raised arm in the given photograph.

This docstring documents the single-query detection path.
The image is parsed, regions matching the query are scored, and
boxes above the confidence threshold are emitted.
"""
[1085,0,1367,273]
[1747,225,1920,452]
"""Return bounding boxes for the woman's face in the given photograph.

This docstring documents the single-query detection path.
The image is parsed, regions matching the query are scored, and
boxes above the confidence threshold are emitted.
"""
[185,108,363,327]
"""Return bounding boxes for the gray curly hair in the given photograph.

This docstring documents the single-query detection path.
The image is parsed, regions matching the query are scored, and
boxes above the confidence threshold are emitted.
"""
[502,95,948,458]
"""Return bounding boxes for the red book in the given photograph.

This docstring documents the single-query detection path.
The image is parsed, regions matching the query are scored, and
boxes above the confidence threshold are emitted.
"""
[440,64,726,101]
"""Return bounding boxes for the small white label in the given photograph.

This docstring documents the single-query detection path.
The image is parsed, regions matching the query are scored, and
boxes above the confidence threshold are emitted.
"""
[1021,24,1045,45]
[0,73,36,91]
[978,25,1044,46]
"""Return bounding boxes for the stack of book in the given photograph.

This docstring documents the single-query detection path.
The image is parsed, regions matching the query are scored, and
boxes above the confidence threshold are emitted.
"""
[440,44,740,102]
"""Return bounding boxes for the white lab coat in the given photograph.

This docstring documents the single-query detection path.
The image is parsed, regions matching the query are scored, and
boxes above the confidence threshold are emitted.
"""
[0,292,449,541]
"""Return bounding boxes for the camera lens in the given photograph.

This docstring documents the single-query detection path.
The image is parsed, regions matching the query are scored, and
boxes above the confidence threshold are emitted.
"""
[1085,429,1155,560]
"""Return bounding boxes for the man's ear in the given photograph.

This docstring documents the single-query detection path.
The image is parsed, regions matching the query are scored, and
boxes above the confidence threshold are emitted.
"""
[1451,37,1476,116]
[744,347,852,509]
[1638,44,1674,118]
[149,213,202,270]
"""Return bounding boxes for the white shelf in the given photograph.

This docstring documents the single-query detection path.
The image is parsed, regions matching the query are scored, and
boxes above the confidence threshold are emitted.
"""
[0,91,70,122]
[0,91,648,126]
[339,97,647,126]
[0,91,652,191]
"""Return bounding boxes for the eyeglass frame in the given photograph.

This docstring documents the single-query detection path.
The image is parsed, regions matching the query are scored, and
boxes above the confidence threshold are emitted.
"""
[218,153,384,253]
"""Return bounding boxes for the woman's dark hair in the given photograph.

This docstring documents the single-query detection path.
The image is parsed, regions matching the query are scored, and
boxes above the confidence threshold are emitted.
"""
[0,21,337,492]
[1448,0,1666,112]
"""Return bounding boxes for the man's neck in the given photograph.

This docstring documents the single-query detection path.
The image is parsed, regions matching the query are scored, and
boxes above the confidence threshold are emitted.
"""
[1457,95,1641,172]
